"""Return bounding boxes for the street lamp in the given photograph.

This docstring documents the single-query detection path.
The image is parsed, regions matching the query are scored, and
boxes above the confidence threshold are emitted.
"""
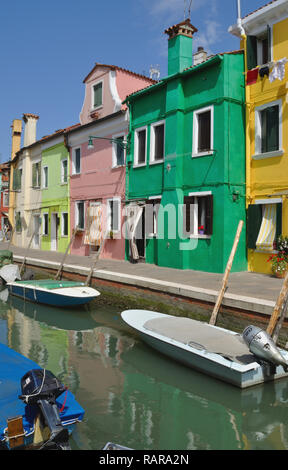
[87,136,129,151]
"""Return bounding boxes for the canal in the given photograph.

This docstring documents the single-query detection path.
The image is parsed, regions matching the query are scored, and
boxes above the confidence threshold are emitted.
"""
[1,286,288,451]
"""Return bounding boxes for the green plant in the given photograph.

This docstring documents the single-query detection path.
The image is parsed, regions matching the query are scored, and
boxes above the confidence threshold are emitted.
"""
[267,253,288,275]
[276,235,288,255]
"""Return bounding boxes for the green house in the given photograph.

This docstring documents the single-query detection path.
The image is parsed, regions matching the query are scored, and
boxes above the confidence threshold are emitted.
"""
[41,142,70,253]
[124,19,247,273]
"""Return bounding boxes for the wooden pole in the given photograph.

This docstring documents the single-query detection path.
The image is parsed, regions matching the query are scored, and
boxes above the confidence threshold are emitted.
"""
[19,230,36,277]
[272,292,288,344]
[267,270,288,337]
[209,220,244,326]
[85,230,108,286]
[54,228,77,280]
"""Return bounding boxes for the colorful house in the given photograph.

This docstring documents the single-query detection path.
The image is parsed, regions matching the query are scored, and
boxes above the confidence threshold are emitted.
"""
[124,19,247,273]
[0,163,10,236]
[68,63,154,259]
[229,0,288,274]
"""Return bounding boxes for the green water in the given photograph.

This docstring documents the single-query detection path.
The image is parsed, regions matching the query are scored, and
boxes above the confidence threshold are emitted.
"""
[1,288,288,451]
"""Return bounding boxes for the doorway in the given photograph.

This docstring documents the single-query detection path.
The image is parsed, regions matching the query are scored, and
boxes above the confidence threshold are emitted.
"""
[135,206,145,259]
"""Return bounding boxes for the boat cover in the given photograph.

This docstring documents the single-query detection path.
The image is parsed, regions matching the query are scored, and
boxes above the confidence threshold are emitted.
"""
[0,342,85,444]
[10,279,86,290]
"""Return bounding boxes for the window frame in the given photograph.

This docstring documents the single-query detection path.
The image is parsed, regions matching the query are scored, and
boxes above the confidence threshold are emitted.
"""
[91,80,103,110]
[184,191,213,239]
[134,126,147,167]
[42,165,48,189]
[32,161,41,188]
[3,191,9,207]
[192,106,214,158]
[112,133,126,168]
[150,120,165,164]
[42,212,49,236]
[75,201,85,230]
[254,99,283,159]
[61,158,68,183]
[72,147,81,175]
[107,197,121,233]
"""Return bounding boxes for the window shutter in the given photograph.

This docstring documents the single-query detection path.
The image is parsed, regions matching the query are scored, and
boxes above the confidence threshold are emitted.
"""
[266,105,279,152]
[32,163,37,187]
[267,25,272,63]
[205,195,213,235]
[184,196,192,235]
[247,35,258,70]
[13,169,19,190]
[276,203,282,239]
[37,163,41,187]
[247,204,262,249]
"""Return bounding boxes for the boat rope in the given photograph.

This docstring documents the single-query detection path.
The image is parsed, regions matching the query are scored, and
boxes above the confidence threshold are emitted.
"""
[59,387,68,413]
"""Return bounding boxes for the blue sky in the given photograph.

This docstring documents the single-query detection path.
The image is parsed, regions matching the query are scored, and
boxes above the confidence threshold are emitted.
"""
[0,0,268,163]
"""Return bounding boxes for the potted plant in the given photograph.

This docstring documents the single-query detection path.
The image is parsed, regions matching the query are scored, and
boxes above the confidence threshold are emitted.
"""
[109,230,114,240]
[198,225,205,235]
[267,253,288,278]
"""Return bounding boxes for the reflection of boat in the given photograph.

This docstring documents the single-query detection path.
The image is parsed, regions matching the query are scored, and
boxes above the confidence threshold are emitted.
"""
[7,279,100,307]
[121,310,288,389]
[7,294,100,332]
[0,342,84,450]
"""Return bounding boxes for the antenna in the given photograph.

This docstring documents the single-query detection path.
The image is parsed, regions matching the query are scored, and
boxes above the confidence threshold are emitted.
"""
[149,65,160,80]
[184,0,193,19]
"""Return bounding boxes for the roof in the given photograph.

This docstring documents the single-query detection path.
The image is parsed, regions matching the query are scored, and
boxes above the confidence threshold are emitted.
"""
[83,63,157,84]
[124,50,244,103]
[242,0,279,19]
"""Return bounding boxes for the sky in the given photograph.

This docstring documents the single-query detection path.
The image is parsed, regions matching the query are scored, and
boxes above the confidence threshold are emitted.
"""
[0,0,270,163]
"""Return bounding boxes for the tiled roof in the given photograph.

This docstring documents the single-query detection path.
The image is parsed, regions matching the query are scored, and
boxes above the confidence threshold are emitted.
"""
[83,63,157,84]
[38,123,80,143]
[243,0,280,19]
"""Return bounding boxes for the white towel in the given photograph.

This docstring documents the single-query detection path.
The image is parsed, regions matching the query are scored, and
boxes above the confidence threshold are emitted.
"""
[269,58,288,83]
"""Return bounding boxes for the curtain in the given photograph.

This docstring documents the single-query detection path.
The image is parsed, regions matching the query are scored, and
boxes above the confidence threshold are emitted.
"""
[84,204,102,246]
[256,204,277,252]
[125,204,143,260]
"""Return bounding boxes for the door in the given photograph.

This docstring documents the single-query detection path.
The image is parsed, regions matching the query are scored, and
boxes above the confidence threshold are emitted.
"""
[135,207,145,259]
[51,213,58,251]
[33,214,41,249]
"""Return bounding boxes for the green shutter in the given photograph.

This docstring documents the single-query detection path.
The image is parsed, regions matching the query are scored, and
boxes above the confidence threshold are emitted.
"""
[267,25,272,63]
[13,169,20,191]
[247,204,262,249]
[276,203,282,239]
[32,163,37,187]
[247,35,258,70]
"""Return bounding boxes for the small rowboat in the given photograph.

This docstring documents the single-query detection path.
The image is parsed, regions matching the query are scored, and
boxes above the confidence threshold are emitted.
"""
[7,279,100,307]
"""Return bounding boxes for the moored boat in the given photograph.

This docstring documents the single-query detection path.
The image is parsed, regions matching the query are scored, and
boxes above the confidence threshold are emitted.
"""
[121,309,288,389]
[0,342,84,450]
[7,279,100,307]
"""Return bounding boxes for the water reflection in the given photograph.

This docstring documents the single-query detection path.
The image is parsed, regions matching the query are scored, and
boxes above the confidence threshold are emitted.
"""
[0,289,288,450]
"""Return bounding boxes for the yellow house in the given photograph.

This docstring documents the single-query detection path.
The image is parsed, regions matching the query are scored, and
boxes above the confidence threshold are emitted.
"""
[230,0,288,274]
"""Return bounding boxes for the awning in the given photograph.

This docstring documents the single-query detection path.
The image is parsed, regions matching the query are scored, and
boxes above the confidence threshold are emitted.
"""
[125,203,143,260]
[84,204,102,246]
[256,204,277,252]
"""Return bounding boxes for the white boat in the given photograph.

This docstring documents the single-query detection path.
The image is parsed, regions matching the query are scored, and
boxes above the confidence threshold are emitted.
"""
[121,309,288,389]
[7,279,100,307]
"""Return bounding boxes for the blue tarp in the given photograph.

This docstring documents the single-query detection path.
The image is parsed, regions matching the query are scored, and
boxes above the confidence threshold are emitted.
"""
[0,342,85,446]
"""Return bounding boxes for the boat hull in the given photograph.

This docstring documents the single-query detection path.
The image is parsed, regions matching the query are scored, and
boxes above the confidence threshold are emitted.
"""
[121,310,288,389]
[7,281,100,307]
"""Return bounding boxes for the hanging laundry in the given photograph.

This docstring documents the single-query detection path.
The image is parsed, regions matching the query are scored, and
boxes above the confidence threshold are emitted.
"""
[259,66,270,78]
[246,68,259,85]
[269,58,288,83]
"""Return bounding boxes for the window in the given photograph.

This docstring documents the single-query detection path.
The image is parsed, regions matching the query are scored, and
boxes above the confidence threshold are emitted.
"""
[61,159,68,183]
[193,107,214,156]
[32,162,41,188]
[107,198,121,232]
[72,148,81,174]
[92,82,103,109]
[75,201,85,230]
[150,121,165,163]
[184,192,213,237]
[15,212,22,233]
[247,26,271,70]
[247,200,282,251]
[43,166,48,188]
[61,212,68,236]
[146,197,161,236]
[255,101,281,157]
[13,168,22,191]
[42,213,49,236]
[112,135,125,167]
[3,191,9,207]
[134,127,147,166]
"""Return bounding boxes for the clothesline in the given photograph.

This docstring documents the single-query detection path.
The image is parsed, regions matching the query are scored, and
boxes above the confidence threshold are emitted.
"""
[245,57,288,85]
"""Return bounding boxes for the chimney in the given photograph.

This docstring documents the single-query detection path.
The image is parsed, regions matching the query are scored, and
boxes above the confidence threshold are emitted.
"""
[165,19,198,75]
[193,46,207,66]
[23,113,39,147]
[11,119,22,159]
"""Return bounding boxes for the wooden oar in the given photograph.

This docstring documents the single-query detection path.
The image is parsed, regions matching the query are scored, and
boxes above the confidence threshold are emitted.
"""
[209,220,244,326]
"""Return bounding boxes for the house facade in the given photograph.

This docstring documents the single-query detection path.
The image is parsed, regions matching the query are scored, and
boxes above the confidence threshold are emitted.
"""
[0,163,10,235]
[68,63,154,259]
[230,0,288,274]
[124,20,247,273]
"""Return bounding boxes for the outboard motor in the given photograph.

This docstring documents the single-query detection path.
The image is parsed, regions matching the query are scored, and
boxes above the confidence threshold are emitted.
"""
[19,369,70,450]
[242,325,288,371]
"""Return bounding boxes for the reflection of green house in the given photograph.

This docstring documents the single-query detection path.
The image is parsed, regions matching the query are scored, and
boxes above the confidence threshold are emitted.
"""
[41,142,70,253]
[124,19,247,273]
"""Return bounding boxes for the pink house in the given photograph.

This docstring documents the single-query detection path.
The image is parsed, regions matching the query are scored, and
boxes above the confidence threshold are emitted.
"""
[67,63,154,258]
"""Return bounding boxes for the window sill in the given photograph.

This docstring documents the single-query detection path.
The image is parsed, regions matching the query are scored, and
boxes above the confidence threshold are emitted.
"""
[90,105,103,113]
[192,151,214,158]
[60,182,68,185]
[112,164,125,169]
[149,159,164,165]
[189,234,212,239]
[71,173,81,177]
[133,163,146,168]
[252,149,284,160]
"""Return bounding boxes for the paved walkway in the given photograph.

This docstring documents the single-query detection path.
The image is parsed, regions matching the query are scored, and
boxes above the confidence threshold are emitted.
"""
[0,241,284,316]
